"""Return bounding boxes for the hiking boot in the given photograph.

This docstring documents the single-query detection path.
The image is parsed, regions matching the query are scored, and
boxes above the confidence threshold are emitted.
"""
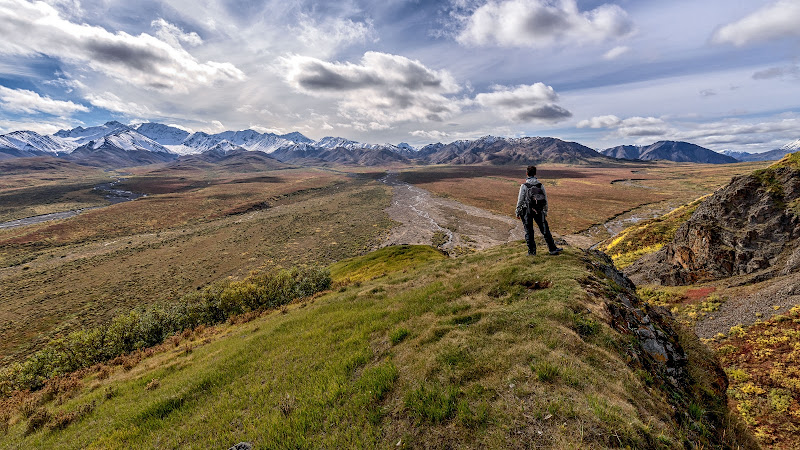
[527,251,536,256]
[548,247,563,255]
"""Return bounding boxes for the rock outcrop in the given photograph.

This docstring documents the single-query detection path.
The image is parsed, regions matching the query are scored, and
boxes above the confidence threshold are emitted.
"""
[585,251,689,386]
[626,155,800,285]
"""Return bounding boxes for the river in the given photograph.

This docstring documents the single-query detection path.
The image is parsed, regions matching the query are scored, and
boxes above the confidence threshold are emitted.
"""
[0,179,145,230]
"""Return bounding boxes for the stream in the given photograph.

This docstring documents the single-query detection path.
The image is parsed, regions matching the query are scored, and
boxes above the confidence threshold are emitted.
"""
[0,179,145,230]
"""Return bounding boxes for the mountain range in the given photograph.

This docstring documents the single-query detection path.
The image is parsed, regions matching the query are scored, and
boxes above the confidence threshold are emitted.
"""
[1,120,797,168]
[0,121,609,167]
[601,141,738,164]
[721,142,798,162]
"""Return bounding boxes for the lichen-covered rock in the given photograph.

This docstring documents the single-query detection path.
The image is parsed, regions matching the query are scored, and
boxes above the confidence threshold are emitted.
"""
[626,164,800,286]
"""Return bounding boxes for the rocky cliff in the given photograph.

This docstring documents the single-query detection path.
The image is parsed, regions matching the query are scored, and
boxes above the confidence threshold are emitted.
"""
[626,153,800,285]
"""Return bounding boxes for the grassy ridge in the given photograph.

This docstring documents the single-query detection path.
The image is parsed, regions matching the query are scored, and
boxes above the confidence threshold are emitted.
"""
[0,243,752,448]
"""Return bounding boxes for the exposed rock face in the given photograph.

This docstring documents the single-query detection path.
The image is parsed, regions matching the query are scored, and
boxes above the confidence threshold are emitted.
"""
[585,251,689,387]
[626,164,800,285]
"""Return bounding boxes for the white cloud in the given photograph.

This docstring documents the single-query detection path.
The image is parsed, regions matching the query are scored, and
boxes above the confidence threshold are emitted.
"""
[0,117,78,135]
[712,0,800,46]
[291,15,377,58]
[577,115,621,128]
[457,0,634,48]
[42,77,86,93]
[578,113,800,150]
[475,83,571,123]
[411,129,451,140]
[282,51,463,126]
[577,115,669,137]
[151,18,203,48]
[0,0,245,92]
[84,92,157,117]
[167,123,193,133]
[0,85,88,116]
[603,45,629,60]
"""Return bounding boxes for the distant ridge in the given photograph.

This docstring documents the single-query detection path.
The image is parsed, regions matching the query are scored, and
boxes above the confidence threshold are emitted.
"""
[602,140,737,164]
[0,121,768,168]
[421,136,608,165]
[722,148,793,162]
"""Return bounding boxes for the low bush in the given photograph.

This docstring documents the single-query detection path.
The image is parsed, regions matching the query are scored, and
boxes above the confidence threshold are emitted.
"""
[0,265,330,395]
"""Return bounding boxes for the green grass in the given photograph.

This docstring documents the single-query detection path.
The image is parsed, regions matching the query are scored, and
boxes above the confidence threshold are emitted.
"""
[328,244,445,284]
[771,151,800,170]
[0,243,754,448]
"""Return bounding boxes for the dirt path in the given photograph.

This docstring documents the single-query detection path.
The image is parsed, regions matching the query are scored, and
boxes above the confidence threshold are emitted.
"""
[379,171,525,253]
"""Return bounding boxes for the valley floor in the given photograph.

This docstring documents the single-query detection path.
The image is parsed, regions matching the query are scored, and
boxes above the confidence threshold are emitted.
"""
[379,171,524,253]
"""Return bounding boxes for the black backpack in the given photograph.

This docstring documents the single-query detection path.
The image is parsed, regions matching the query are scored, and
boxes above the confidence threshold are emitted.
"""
[524,182,547,211]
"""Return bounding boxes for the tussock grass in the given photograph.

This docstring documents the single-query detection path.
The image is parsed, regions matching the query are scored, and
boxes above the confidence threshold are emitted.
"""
[0,243,752,448]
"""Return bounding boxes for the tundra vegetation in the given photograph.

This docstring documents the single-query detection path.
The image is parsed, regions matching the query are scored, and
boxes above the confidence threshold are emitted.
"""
[0,244,754,448]
[608,152,800,449]
[0,157,772,447]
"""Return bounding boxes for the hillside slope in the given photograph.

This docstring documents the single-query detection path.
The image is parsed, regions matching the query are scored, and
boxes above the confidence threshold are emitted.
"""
[627,152,800,285]
[421,136,609,165]
[0,244,753,448]
[602,141,737,164]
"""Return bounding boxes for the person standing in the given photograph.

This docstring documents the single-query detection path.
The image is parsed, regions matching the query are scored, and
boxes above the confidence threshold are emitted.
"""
[515,165,562,256]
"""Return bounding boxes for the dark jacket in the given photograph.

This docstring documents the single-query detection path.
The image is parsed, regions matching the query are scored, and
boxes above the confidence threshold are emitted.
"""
[515,176,549,217]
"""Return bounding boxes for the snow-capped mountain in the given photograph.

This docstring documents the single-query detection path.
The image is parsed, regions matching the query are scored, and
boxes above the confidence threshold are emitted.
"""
[397,142,415,151]
[315,136,379,150]
[781,139,800,151]
[63,129,177,167]
[0,130,72,154]
[170,129,312,155]
[54,121,131,147]
[134,123,190,146]
[721,149,787,162]
[88,129,173,154]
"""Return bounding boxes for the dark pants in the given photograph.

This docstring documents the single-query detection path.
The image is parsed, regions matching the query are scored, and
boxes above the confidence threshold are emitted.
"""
[521,209,557,254]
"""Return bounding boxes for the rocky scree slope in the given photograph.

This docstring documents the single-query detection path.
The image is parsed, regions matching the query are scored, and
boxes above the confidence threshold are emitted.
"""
[626,152,800,285]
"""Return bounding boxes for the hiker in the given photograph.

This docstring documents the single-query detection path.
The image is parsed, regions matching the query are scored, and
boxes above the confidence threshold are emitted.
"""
[515,165,562,256]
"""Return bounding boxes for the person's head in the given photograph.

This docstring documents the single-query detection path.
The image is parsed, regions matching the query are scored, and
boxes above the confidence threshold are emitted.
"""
[526,165,537,177]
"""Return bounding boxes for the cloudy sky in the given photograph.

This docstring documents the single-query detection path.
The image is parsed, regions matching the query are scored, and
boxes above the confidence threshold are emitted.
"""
[0,0,798,152]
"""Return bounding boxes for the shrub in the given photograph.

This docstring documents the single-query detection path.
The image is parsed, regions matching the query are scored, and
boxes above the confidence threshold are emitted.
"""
[25,408,51,435]
[1,265,331,395]
[47,401,95,431]
[0,410,9,435]
[573,314,600,337]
